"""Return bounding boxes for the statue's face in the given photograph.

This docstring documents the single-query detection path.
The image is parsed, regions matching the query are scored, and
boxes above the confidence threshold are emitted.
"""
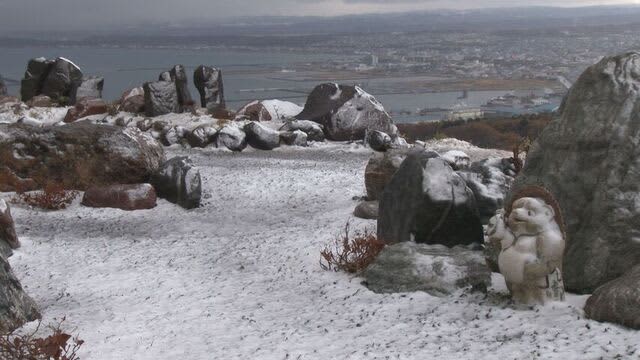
[508,197,554,235]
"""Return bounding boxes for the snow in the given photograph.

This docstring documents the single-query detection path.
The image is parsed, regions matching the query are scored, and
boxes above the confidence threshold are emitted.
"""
[0,198,7,213]
[2,141,639,359]
[0,100,70,126]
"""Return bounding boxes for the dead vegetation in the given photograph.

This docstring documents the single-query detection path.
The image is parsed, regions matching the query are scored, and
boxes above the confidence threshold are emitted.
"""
[12,182,78,210]
[0,318,84,360]
[320,222,386,274]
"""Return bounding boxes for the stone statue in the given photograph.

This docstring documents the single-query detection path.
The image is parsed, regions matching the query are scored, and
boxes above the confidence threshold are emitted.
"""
[489,189,566,305]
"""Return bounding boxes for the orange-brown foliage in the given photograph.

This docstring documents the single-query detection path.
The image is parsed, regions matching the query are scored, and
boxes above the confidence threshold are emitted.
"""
[12,183,78,210]
[320,222,386,273]
[0,318,84,360]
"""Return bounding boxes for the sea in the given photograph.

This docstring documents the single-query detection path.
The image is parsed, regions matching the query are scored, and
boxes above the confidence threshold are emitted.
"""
[1,46,557,123]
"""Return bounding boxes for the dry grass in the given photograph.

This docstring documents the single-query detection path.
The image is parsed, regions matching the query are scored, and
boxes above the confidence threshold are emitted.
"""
[320,222,386,274]
[12,183,78,210]
[0,318,84,360]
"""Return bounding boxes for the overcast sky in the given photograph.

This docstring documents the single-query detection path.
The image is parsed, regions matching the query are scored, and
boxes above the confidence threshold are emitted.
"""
[0,0,637,33]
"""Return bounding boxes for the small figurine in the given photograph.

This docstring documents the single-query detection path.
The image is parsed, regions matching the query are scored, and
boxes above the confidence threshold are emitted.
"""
[489,187,566,305]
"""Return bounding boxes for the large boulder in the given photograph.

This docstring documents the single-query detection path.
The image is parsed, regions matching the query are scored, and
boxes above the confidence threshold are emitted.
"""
[82,184,157,211]
[215,124,247,152]
[236,101,272,122]
[120,87,145,114]
[362,242,491,295]
[584,265,640,329]
[365,130,392,152]
[0,254,41,333]
[169,65,194,110]
[151,157,202,209]
[194,65,225,112]
[185,125,217,148]
[0,199,19,257]
[279,130,308,147]
[144,81,179,117]
[0,121,165,191]
[295,83,396,141]
[237,100,303,122]
[364,149,409,201]
[73,76,104,102]
[244,122,280,150]
[20,57,53,102]
[41,57,83,105]
[509,52,640,293]
[377,150,484,247]
[64,98,108,123]
[279,120,325,142]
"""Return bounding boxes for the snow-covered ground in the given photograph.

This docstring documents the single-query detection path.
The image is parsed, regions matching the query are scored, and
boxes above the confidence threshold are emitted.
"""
[5,143,639,359]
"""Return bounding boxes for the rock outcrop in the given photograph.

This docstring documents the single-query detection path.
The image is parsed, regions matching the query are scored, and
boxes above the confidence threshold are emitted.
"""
[0,255,41,333]
[169,65,193,110]
[584,265,640,329]
[40,57,84,104]
[295,83,396,141]
[363,242,490,295]
[82,184,157,211]
[377,150,484,247]
[194,65,225,112]
[20,57,54,102]
[151,157,202,209]
[144,81,179,117]
[509,52,640,293]
[0,122,164,191]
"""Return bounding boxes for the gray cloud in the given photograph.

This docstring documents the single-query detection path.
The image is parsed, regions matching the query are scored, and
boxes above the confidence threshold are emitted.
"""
[0,0,635,34]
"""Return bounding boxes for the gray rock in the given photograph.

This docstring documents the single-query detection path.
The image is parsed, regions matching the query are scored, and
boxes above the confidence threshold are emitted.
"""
[120,87,145,114]
[458,158,516,224]
[144,81,179,117]
[215,124,247,152]
[194,65,225,112]
[364,149,409,201]
[160,126,186,147]
[354,200,379,220]
[41,57,83,105]
[169,65,194,110]
[279,120,325,142]
[362,242,491,295]
[0,75,7,97]
[158,71,172,82]
[0,254,41,333]
[378,150,484,247]
[0,121,165,191]
[73,76,104,102]
[151,156,202,209]
[584,264,640,329]
[186,125,217,148]
[296,83,396,141]
[279,130,308,147]
[366,130,392,152]
[509,52,640,293]
[0,199,19,257]
[244,121,280,150]
[20,57,54,102]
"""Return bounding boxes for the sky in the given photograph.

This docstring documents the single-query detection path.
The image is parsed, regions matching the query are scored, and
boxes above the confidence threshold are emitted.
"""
[0,0,638,33]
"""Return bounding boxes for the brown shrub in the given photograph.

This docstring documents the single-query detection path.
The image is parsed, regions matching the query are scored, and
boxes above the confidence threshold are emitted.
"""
[12,183,78,210]
[0,318,84,360]
[320,222,386,273]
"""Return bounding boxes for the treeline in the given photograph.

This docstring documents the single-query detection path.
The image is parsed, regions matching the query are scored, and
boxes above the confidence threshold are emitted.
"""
[397,113,553,150]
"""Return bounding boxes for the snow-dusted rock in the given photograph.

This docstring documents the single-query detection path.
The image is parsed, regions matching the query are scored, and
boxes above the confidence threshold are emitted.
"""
[26,95,53,108]
[20,57,54,102]
[296,83,396,141]
[160,125,186,146]
[215,124,247,152]
[0,121,165,191]
[186,125,217,148]
[354,200,379,220]
[279,130,308,147]
[363,242,490,296]
[151,156,201,209]
[364,149,409,201]
[244,121,280,150]
[442,150,470,170]
[41,57,83,105]
[237,100,302,122]
[365,130,392,152]
[169,65,194,111]
[585,264,640,329]
[194,65,225,112]
[73,76,104,103]
[144,81,179,117]
[0,199,19,257]
[458,157,516,224]
[510,51,640,293]
[120,87,145,114]
[82,183,157,211]
[0,253,40,333]
[279,119,325,142]
[64,98,108,123]
[378,150,484,247]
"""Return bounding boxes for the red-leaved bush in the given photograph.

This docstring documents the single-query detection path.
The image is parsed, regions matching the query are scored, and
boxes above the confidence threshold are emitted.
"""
[0,318,84,360]
[320,222,386,273]
[12,183,78,210]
